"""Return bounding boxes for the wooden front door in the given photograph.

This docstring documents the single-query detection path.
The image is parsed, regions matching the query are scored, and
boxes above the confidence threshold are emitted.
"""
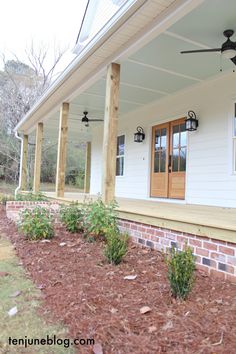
[150,118,186,199]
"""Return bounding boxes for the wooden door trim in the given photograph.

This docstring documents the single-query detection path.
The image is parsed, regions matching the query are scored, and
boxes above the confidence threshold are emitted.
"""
[150,122,170,198]
[168,118,186,199]
[150,118,186,199]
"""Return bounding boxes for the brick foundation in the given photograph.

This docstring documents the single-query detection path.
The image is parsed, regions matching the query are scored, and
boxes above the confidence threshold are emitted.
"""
[118,219,236,282]
[5,201,236,282]
[6,201,60,222]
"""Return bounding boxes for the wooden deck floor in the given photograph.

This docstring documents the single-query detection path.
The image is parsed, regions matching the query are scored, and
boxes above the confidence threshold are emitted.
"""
[44,192,236,243]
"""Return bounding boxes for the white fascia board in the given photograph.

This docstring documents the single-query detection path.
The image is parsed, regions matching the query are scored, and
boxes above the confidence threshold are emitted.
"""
[15,0,146,133]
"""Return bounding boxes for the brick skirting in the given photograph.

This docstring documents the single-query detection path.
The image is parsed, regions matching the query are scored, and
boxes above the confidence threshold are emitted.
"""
[6,201,60,222]
[5,201,236,282]
[118,219,236,283]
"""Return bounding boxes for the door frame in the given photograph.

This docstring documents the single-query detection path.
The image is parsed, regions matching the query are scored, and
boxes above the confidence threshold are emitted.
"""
[149,117,188,200]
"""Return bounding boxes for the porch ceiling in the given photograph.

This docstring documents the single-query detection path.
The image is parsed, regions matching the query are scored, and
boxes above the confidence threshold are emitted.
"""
[45,0,236,141]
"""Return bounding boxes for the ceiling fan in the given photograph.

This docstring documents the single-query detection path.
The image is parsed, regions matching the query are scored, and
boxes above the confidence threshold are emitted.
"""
[81,111,104,127]
[180,29,236,65]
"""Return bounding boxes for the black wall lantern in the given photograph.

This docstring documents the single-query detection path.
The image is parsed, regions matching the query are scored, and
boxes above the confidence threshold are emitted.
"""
[185,110,199,131]
[134,126,145,143]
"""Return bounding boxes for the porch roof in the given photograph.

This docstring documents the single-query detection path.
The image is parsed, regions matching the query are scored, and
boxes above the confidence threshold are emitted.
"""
[44,191,236,243]
[16,0,236,143]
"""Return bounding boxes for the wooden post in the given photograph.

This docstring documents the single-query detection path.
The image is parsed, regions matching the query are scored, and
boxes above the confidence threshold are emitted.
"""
[84,142,91,193]
[33,122,43,193]
[102,63,120,204]
[20,134,28,190]
[56,102,69,197]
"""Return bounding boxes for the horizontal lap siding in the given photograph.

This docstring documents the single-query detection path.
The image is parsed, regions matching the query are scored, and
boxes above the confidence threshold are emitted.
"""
[90,74,236,207]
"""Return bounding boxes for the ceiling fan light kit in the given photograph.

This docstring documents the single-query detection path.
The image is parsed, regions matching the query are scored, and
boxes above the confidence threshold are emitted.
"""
[180,29,236,66]
[81,111,104,127]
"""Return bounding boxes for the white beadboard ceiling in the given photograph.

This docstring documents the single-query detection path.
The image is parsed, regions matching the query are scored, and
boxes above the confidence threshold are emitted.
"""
[44,0,236,141]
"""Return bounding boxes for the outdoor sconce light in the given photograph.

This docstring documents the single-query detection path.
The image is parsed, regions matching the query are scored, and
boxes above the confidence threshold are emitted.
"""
[134,126,145,143]
[185,110,199,131]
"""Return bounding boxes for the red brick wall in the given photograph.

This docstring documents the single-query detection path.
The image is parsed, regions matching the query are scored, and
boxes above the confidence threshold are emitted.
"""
[6,201,60,222]
[118,219,236,283]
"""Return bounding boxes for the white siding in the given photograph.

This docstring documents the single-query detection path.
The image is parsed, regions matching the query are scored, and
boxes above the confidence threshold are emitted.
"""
[90,73,236,207]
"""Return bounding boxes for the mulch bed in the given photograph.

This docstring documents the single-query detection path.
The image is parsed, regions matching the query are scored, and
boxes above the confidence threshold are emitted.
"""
[1,206,236,354]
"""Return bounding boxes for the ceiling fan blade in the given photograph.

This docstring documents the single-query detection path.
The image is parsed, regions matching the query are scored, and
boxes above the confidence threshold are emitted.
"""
[180,48,221,54]
[89,119,104,122]
[231,56,236,65]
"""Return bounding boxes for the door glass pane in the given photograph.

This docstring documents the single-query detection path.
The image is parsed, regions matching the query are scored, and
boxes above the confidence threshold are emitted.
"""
[180,148,186,171]
[180,123,187,147]
[160,150,166,172]
[155,129,160,151]
[154,151,159,172]
[172,149,179,172]
[173,125,179,148]
[161,128,167,148]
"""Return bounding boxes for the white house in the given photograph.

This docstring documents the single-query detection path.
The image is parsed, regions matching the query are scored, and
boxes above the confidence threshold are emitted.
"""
[14,0,236,281]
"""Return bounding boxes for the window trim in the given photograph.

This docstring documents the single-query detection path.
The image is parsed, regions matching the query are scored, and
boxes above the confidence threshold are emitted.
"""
[116,134,125,177]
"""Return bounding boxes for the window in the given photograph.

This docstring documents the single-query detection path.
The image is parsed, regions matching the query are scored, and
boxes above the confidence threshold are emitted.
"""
[234,103,236,172]
[116,135,125,176]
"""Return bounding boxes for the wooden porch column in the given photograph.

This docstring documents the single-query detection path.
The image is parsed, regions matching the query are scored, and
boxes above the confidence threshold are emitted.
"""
[20,134,28,191]
[55,102,69,197]
[33,122,43,193]
[102,63,120,204]
[84,141,91,193]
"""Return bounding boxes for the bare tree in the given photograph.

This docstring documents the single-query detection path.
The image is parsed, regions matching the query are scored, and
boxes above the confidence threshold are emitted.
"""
[0,42,66,184]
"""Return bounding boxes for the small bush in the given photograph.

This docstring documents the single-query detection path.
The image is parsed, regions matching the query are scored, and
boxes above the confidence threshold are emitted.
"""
[59,203,84,233]
[104,230,129,265]
[165,245,195,300]
[16,192,48,201]
[84,198,118,238]
[18,206,54,240]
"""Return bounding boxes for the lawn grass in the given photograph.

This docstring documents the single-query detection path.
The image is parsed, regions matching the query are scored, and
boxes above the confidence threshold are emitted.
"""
[0,234,74,354]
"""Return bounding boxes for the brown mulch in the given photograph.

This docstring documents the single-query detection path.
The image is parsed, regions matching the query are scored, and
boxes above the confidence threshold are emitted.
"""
[1,206,236,354]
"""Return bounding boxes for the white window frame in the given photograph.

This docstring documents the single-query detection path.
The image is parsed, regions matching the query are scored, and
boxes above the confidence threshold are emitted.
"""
[116,135,125,177]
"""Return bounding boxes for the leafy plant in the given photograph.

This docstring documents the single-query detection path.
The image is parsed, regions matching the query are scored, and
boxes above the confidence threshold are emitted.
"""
[59,203,84,233]
[84,198,118,238]
[15,192,48,201]
[104,230,129,265]
[18,206,54,240]
[165,245,195,300]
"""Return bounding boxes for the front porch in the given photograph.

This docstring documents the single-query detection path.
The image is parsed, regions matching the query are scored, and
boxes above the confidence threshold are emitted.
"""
[44,191,236,243]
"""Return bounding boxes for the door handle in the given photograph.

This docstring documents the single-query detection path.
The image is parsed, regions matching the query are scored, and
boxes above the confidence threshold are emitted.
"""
[168,155,172,172]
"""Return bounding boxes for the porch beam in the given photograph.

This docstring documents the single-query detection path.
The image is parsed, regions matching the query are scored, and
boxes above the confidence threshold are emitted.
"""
[84,141,91,193]
[56,102,69,198]
[102,63,120,204]
[20,134,28,191]
[33,122,43,193]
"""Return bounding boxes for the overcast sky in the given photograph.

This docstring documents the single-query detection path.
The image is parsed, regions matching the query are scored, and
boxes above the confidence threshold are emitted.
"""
[0,0,88,71]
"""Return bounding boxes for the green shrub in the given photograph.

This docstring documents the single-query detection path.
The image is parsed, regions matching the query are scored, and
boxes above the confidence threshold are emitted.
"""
[84,198,118,238]
[16,192,48,201]
[59,203,84,233]
[18,206,54,240]
[104,230,129,265]
[165,245,195,300]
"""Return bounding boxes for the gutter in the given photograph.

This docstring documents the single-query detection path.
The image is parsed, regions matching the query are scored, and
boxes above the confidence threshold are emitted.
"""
[14,131,23,196]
